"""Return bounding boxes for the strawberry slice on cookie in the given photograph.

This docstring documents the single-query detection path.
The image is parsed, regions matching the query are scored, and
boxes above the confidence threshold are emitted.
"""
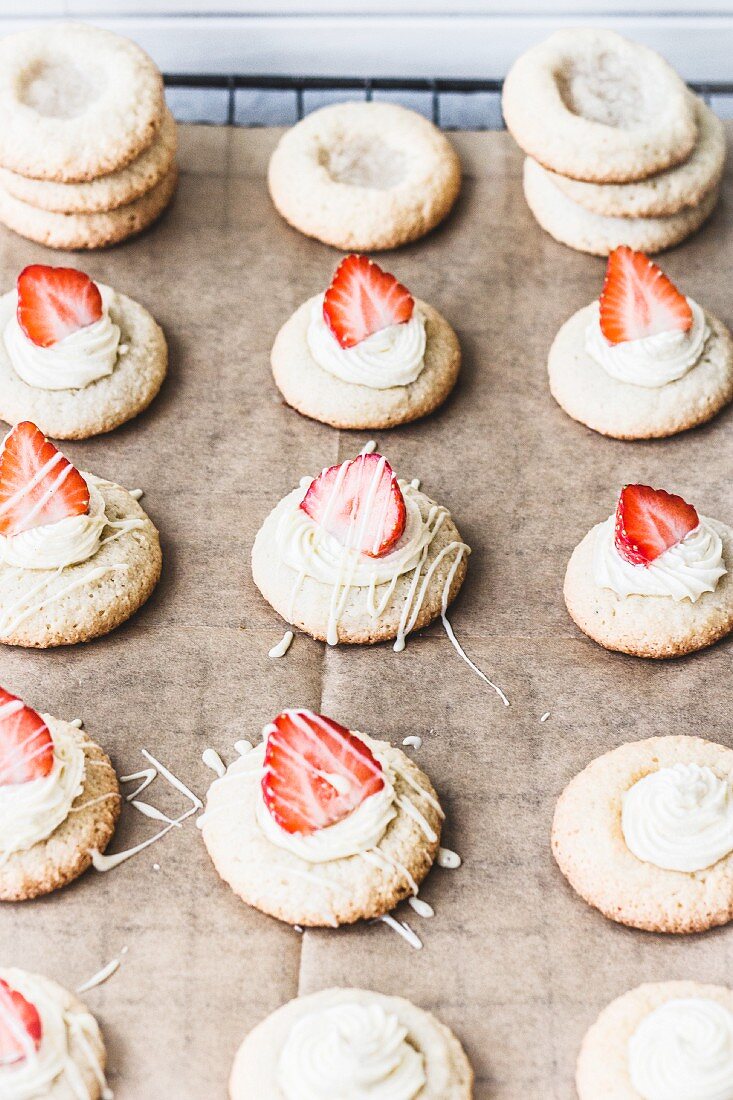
[301,452,406,557]
[0,978,42,1065]
[262,708,385,834]
[0,687,54,786]
[0,421,90,538]
[16,264,103,349]
[599,246,693,345]
[323,254,414,348]
[615,484,700,566]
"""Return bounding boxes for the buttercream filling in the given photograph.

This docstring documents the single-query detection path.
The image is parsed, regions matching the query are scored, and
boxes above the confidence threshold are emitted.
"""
[3,283,123,391]
[0,720,84,862]
[629,997,733,1100]
[593,515,726,603]
[307,294,426,389]
[622,763,733,873]
[585,298,709,388]
[0,479,107,571]
[277,1001,426,1100]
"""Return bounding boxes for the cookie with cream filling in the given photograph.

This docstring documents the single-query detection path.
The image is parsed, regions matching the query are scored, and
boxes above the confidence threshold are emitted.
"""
[272,255,460,429]
[577,982,733,1100]
[200,708,443,927]
[553,736,733,933]
[0,264,167,440]
[0,690,120,901]
[0,421,161,648]
[251,451,468,647]
[0,967,110,1099]
[548,247,733,439]
[230,987,473,1100]
[564,484,733,658]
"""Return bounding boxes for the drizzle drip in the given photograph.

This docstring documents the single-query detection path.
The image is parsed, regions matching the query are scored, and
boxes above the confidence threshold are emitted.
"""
[408,896,435,919]
[268,630,294,659]
[360,440,377,455]
[540,712,550,723]
[437,847,461,869]
[401,736,422,750]
[378,914,423,950]
[201,748,226,778]
[76,948,127,995]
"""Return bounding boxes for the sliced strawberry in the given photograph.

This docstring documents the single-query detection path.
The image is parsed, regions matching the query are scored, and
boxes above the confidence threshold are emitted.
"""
[0,422,89,538]
[17,264,103,349]
[262,709,385,834]
[0,979,42,1066]
[615,484,699,566]
[599,246,693,345]
[323,254,414,348]
[300,452,406,558]
[0,688,54,786]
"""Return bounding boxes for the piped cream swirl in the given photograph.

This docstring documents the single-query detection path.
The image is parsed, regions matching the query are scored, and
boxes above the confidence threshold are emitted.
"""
[629,997,733,1100]
[585,298,709,388]
[307,295,426,389]
[593,515,726,603]
[277,1001,426,1100]
[0,479,107,571]
[622,764,733,873]
[0,720,84,862]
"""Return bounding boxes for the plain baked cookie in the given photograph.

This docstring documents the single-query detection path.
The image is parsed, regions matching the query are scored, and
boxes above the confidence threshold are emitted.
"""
[503,29,697,183]
[200,724,442,926]
[0,107,178,214]
[548,304,733,439]
[0,967,109,1098]
[0,715,120,902]
[564,516,733,658]
[230,987,474,1100]
[0,23,164,182]
[0,164,177,250]
[544,97,725,219]
[576,981,733,1099]
[252,464,468,647]
[523,157,717,255]
[268,101,461,250]
[0,477,162,648]
[0,283,168,440]
[553,736,733,933]
[272,294,460,430]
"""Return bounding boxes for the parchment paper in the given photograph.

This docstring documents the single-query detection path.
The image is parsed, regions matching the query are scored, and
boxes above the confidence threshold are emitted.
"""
[2,124,732,1099]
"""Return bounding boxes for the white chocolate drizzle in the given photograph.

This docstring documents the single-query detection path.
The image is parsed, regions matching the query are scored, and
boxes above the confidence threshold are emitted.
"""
[408,896,435,919]
[234,740,253,756]
[540,712,550,723]
[378,914,423,950]
[360,440,377,455]
[437,847,461,869]
[268,630,294,658]
[402,736,422,750]
[76,948,127,995]
[128,489,143,501]
[69,719,83,729]
[201,748,226,777]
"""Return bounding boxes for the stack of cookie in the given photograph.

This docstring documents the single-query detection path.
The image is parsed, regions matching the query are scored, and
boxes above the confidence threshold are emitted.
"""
[0,22,177,250]
[502,28,725,255]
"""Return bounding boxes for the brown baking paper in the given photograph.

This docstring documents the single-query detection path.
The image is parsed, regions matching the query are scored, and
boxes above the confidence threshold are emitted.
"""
[1,124,732,1099]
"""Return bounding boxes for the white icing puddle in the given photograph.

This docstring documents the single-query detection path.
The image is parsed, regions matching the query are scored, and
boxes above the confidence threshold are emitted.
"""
[540,711,551,723]
[268,630,294,658]
[202,748,226,777]
[378,914,423,950]
[402,736,422,750]
[76,947,128,994]
[437,847,462,869]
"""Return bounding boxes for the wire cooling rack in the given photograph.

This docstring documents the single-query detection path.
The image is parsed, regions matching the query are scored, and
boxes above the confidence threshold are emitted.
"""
[163,74,733,129]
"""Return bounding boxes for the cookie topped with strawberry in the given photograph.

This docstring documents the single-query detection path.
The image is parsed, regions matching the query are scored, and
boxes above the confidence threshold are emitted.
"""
[548,245,733,440]
[0,967,110,1097]
[0,687,120,901]
[0,421,162,648]
[252,448,469,649]
[271,253,461,430]
[564,484,733,659]
[0,263,167,440]
[200,708,446,929]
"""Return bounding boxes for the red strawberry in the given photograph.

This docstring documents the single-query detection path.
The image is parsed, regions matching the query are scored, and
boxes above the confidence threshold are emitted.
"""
[615,484,699,566]
[0,688,54,786]
[323,254,414,348]
[17,264,103,349]
[0,422,89,538]
[300,452,406,558]
[262,709,385,834]
[599,246,693,345]
[0,979,42,1066]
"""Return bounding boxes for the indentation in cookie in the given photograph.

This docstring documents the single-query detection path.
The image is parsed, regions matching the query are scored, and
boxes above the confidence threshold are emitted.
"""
[19,59,101,120]
[320,139,406,189]
[555,53,648,128]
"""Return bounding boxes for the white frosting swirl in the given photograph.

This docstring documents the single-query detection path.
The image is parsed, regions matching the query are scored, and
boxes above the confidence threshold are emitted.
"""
[593,515,726,603]
[622,764,733,872]
[0,720,84,861]
[0,478,106,571]
[585,298,709,388]
[629,997,733,1100]
[277,1001,426,1100]
[255,738,397,863]
[3,283,122,391]
[307,295,426,389]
